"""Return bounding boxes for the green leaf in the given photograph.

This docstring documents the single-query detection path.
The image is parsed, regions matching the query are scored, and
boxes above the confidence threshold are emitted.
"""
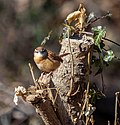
[89,89,104,104]
[92,26,106,51]
[103,50,115,62]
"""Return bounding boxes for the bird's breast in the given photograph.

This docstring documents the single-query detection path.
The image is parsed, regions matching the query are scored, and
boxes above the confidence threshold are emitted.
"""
[35,58,60,72]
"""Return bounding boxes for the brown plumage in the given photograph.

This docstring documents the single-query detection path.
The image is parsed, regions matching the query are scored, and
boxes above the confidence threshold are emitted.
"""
[34,47,64,73]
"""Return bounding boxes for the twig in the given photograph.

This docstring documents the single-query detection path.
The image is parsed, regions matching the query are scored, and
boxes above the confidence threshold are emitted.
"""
[79,92,87,118]
[28,63,38,86]
[115,56,120,61]
[41,31,52,46]
[52,88,60,105]
[82,31,120,48]
[71,85,80,96]
[103,37,120,47]
[114,92,120,125]
[91,115,94,125]
[85,12,111,28]
[108,121,110,125]
[86,48,91,125]
[86,49,91,95]
[99,53,105,93]
[67,29,74,96]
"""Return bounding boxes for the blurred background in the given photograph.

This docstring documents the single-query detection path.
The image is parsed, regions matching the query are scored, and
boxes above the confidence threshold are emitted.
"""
[0,0,120,125]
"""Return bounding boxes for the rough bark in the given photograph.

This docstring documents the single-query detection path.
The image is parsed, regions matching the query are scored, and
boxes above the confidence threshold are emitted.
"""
[26,94,62,125]
[52,37,91,124]
[24,76,63,125]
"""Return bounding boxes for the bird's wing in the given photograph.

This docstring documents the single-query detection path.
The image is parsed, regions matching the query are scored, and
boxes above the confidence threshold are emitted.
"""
[48,50,63,62]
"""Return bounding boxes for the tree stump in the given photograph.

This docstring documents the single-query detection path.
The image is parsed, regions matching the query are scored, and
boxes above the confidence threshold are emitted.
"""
[52,36,93,124]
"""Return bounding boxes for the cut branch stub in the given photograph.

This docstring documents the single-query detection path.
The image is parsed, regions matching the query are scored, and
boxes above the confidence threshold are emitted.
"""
[52,36,93,123]
[26,93,62,125]
[14,74,62,125]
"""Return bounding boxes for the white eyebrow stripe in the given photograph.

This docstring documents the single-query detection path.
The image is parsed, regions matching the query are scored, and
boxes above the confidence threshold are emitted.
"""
[34,49,39,52]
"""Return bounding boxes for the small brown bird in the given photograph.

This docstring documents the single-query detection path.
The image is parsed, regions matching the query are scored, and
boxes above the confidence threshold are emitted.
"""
[34,47,65,73]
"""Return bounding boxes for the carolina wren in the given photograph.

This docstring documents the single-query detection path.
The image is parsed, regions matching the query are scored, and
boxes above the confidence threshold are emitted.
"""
[34,47,63,73]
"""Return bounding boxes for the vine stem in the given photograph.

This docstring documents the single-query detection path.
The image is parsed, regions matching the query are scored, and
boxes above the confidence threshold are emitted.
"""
[67,29,74,96]
[99,53,105,93]
[103,37,120,47]
[79,47,91,121]
[114,92,119,125]
[86,49,91,96]
[82,31,120,48]
[85,12,111,28]
[86,48,91,125]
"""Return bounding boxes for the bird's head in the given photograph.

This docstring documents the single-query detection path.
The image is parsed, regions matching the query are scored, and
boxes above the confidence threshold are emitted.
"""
[34,47,48,60]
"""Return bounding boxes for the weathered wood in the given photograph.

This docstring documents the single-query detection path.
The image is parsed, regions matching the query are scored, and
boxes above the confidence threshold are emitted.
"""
[26,94,62,125]
[52,37,91,124]
[25,79,62,125]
